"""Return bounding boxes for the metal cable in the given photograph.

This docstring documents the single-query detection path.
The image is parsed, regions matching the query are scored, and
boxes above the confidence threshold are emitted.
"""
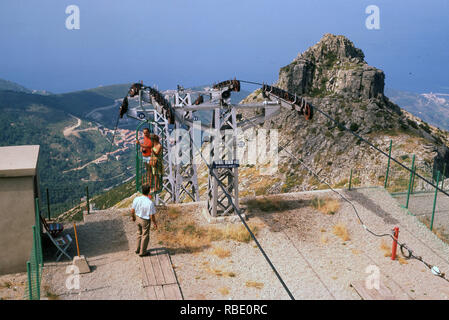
[106,111,121,158]
[129,82,295,299]
[239,79,449,198]
[238,79,448,281]
[180,117,296,300]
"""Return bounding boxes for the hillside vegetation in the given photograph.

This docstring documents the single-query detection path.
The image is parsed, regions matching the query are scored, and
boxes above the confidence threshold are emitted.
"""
[0,90,114,118]
[0,79,31,93]
[0,93,135,218]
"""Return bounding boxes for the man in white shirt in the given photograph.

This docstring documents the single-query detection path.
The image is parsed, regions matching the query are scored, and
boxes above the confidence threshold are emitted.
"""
[131,184,157,257]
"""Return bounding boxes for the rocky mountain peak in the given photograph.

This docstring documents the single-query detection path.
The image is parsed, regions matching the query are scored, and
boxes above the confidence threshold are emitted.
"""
[299,33,365,63]
[277,33,384,100]
[239,34,449,195]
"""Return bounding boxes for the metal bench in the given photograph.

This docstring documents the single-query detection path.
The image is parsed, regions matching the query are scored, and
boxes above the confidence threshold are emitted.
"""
[40,215,73,261]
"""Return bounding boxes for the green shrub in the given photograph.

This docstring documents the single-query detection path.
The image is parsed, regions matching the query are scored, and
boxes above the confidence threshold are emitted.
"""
[419,122,431,134]
[407,119,418,129]
[350,123,359,132]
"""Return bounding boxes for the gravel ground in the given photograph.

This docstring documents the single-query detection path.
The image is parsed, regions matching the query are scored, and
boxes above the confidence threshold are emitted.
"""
[171,187,449,300]
[39,187,449,300]
[0,272,27,300]
[41,209,147,300]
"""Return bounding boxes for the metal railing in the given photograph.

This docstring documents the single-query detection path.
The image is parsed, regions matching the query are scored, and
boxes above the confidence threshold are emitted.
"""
[347,139,449,243]
[25,198,43,300]
[41,186,91,221]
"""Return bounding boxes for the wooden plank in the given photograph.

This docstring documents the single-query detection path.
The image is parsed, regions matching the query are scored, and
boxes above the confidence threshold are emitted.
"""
[350,281,396,300]
[154,285,166,300]
[415,285,449,300]
[163,284,182,300]
[145,286,158,300]
[140,247,183,300]
[140,257,149,287]
[142,256,157,286]
[158,251,177,284]
[149,252,165,285]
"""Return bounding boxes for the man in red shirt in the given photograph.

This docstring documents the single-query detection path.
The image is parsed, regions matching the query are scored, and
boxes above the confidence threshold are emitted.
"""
[136,128,153,161]
[136,128,153,189]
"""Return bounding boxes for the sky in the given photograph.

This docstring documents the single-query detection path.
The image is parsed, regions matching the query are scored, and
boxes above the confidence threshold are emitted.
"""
[0,0,448,94]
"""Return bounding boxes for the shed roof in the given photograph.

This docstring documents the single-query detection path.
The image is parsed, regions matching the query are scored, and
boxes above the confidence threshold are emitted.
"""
[0,145,40,177]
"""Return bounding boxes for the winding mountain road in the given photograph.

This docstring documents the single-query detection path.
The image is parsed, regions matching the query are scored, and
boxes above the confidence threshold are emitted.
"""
[63,116,82,137]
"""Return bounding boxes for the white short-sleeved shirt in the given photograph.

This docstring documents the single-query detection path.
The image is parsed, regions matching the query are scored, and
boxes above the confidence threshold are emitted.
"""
[132,196,156,220]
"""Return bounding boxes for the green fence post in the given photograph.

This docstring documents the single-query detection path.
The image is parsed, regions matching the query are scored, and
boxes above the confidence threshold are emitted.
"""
[411,162,416,195]
[34,198,43,266]
[26,261,32,300]
[442,163,446,191]
[349,169,353,190]
[32,226,40,299]
[136,146,140,193]
[86,186,90,214]
[135,122,144,193]
[384,140,392,189]
[430,171,440,231]
[405,154,415,209]
[46,188,51,220]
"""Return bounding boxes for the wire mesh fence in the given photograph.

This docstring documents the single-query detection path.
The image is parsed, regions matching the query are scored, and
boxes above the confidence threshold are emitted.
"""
[374,139,449,244]
[40,186,90,221]
[24,199,43,300]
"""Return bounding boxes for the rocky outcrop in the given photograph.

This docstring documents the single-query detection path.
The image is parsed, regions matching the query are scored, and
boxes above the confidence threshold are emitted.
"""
[238,34,449,194]
[277,34,385,100]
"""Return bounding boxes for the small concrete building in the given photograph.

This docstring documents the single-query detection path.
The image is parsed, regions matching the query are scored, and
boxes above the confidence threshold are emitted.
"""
[0,145,40,275]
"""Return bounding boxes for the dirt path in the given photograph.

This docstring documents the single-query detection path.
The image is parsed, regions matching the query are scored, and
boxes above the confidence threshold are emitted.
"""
[63,115,97,138]
[63,116,82,137]
[62,155,108,173]
[85,100,120,118]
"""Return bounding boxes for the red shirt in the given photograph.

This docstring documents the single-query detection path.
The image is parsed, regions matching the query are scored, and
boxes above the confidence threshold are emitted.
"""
[141,136,153,157]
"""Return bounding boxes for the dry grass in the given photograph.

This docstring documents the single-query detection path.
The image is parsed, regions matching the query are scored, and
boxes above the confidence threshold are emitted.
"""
[311,197,340,215]
[154,206,263,253]
[320,234,328,244]
[398,256,408,265]
[219,287,230,296]
[45,291,60,300]
[380,239,392,257]
[245,281,264,289]
[380,239,409,263]
[204,267,236,278]
[42,285,59,300]
[332,223,350,241]
[243,196,291,213]
[211,247,231,259]
[0,281,12,289]
[221,223,264,243]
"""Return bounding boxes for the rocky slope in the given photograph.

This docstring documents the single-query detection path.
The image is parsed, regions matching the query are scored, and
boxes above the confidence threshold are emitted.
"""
[235,34,449,196]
